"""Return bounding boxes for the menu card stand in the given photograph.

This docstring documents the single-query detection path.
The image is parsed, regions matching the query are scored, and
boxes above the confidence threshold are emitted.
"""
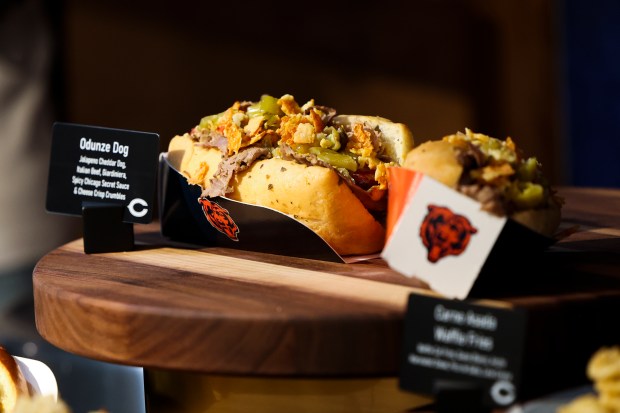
[82,202,134,254]
[434,381,489,413]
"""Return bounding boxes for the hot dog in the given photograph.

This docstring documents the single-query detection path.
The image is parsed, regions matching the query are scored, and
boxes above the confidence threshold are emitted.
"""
[402,129,563,237]
[168,94,415,255]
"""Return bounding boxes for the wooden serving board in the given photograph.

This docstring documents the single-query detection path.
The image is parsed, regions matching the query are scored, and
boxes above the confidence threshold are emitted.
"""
[33,187,620,395]
[33,233,438,376]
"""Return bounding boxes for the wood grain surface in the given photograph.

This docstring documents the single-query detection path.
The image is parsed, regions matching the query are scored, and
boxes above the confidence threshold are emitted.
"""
[33,236,436,376]
[33,186,620,384]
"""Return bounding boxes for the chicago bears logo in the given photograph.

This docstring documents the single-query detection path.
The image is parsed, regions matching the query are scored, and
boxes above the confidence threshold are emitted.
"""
[420,204,477,263]
[198,197,240,241]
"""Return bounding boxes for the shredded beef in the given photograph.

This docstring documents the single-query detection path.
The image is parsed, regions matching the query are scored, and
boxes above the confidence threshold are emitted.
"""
[308,105,337,124]
[202,147,271,198]
[455,143,512,215]
[458,184,506,216]
[337,121,385,161]
[455,143,486,184]
[191,129,229,153]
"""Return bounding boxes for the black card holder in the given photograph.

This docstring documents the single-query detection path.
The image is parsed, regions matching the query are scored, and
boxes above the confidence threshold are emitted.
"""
[82,202,134,253]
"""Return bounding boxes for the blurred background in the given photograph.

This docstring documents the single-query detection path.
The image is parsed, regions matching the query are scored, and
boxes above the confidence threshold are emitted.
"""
[57,0,620,188]
[1,0,619,412]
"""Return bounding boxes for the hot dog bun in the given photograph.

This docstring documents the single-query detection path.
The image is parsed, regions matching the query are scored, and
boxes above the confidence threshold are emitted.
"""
[168,94,414,255]
[403,129,562,237]
[169,135,387,254]
[0,346,29,412]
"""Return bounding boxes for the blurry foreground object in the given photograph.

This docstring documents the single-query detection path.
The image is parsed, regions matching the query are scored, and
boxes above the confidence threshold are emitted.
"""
[7,395,108,413]
[1,344,111,413]
[13,395,70,413]
[13,394,108,413]
[557,346,620,412]
[0,345,28,412]
[0,344,59,412]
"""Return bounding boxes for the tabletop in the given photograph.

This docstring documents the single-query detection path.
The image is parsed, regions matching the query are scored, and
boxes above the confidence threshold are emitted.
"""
[33,186,620,384]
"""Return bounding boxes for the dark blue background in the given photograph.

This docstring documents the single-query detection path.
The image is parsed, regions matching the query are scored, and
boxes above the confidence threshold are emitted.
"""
[560,0,620,187]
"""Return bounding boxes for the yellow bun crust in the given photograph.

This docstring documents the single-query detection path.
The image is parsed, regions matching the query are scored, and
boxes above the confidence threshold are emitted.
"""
[403,138,561,238]
[0,346,29,413]
[168,134,386,255]
[168,133,221,187]
[403,140,463,187]
[232,158,386,255]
